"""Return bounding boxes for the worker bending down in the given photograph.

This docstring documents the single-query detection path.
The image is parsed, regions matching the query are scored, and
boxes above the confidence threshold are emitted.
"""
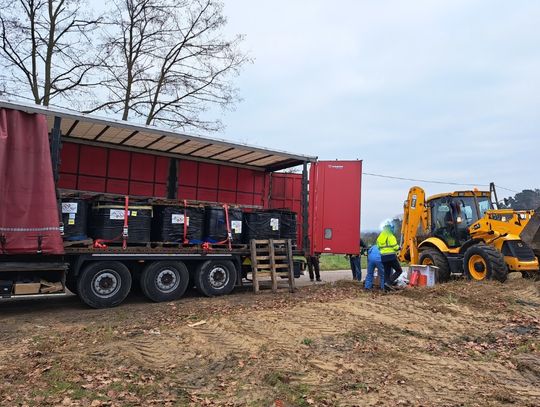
[376,222,403,290]
[364,245,385,290]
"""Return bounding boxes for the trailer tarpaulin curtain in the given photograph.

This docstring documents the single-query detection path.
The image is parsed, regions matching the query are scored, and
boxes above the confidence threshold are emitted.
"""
[0,108,63,254]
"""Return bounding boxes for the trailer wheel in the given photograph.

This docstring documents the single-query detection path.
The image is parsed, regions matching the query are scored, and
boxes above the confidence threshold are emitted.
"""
[140,261,189,302]
[419,248,451,282]
[77,261,132,308]
[463,244,508,283]
[195,260,237,297]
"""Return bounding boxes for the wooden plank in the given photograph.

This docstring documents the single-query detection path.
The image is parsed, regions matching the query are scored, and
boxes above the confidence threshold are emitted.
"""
[274,264,291,269]
[269,239,278,292]
[287,239,296,293]
[250,239,259,294]
[254,271,289,277]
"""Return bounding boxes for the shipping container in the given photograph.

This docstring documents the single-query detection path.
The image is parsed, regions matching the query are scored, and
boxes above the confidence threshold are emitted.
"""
[0,100,362,308]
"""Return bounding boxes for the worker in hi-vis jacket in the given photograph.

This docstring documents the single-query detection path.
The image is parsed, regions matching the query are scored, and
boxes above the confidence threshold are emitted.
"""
[376,223,403,290]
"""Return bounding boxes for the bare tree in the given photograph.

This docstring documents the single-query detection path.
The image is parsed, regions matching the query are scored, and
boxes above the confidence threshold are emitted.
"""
[0,0,102,106]
[90,0,249,131]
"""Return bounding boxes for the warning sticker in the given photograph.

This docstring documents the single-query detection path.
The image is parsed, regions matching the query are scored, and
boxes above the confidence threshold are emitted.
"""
[172,214,185,224]
[231,220,242,234]
[270,218,280,231]
[131,211,137,217]
[68,219,75,225]
[110,209,125,220]
[62,202,78,214]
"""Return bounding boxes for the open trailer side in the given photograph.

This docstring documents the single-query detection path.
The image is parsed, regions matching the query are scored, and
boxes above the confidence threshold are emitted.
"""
[0,99,362,308]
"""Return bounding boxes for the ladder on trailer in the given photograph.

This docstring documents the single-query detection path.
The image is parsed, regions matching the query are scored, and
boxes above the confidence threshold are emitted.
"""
[249,239,295,293]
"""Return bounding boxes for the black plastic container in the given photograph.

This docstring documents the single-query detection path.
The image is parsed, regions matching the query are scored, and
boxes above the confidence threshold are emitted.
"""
[204,206,243,244]
[243,210,281,242]
[61,198,88,240]
[152,205,205,243]
[278,210,298,245]
[88,202,152,243]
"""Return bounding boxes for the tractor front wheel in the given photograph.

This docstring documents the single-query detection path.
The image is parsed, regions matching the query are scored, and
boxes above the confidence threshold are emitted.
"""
[463,244,508,283]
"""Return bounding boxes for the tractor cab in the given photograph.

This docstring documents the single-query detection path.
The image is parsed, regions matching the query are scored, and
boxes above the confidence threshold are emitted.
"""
[427,191,492,248]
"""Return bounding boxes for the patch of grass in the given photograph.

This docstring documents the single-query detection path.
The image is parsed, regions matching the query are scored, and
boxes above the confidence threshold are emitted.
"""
[319,254,368,271]
[514,339,539,354]
[342,381,370,393]
[443,293,459,305]
[264,371,290,387]
[301,338,313,346]
[264,372,313,407]
[32,365,101,401]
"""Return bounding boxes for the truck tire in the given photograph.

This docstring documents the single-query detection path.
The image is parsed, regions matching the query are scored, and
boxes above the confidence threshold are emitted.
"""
[140,261,189,302]
[77,261,132,308]
[419,248,451,282]
[195,260,237,297]
[463,244,508,283]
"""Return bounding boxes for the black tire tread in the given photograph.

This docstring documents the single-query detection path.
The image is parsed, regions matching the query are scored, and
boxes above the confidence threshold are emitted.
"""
[77,261,132,308]
[419,247,451,282]
[140,261,189,302]
[464,244,508,283]
[195,260,237,297]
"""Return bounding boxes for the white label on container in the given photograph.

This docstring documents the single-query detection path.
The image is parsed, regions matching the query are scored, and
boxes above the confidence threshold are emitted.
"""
[69,213,76,220]
[62,203,78,214]
[231,220,242,233]
[110,209,125,220]
[172,214,185,224]
[270,218,280,231]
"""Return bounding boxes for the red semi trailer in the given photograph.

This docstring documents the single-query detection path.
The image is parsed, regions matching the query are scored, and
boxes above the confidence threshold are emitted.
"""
[0,100,362,308]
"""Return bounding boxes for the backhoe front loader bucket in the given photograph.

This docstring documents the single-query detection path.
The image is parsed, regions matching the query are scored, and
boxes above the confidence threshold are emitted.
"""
[520,208,540,255]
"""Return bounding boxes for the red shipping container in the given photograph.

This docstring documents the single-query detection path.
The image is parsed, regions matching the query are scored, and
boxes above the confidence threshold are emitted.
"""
[309,161,362,255]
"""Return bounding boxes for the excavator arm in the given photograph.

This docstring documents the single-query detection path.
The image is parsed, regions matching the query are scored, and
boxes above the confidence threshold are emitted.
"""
[399,186,428,263]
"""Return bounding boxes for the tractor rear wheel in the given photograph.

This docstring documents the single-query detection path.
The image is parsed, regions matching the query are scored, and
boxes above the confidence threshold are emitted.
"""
[419,248,451,282]
[463,244,508,283]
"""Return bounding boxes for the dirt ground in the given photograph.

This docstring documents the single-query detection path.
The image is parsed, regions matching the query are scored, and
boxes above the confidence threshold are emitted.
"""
[0,275,539,407]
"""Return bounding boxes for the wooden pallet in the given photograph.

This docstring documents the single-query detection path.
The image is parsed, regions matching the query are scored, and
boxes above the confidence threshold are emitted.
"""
[249,239,295,293]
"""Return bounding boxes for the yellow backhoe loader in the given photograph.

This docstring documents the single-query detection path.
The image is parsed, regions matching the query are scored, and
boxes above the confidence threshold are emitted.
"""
[399,184,540,282]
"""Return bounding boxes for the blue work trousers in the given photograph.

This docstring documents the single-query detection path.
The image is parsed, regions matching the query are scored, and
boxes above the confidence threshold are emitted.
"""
[365,260,385,289]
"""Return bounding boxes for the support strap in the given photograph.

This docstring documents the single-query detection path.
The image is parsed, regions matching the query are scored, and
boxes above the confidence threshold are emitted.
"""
[183,199,189,245]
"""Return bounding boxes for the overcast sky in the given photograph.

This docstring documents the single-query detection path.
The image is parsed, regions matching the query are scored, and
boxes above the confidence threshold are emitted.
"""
[211,0,540,230]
